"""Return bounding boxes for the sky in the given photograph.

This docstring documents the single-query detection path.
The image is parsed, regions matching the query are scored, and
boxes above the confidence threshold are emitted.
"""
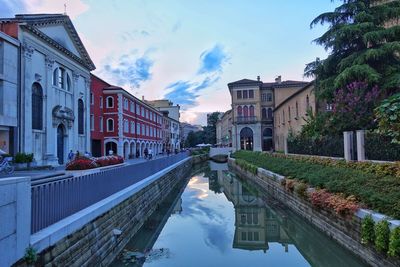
[1,0,339,125]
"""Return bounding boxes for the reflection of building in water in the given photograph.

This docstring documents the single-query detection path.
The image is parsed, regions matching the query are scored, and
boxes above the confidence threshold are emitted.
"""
[172,198,182,214]
[217,171,291,252]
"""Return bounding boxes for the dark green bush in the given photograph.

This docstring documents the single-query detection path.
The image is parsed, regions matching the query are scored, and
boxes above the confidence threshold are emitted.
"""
[361,215,375,245]
[388,227,400,257]
[375,220,390,253]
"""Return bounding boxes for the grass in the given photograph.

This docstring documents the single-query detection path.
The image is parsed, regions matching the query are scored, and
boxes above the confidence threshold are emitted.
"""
[233,151,400,219]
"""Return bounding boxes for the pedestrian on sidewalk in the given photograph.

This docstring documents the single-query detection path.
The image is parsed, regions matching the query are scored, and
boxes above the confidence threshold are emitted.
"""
[148,148,153,160]
[144,148,148,159]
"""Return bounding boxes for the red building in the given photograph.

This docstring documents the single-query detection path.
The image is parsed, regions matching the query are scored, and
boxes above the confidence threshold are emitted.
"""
[90,74,163,158]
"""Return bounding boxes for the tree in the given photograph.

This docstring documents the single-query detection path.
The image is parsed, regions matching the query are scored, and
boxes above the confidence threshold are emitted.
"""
[306,0,400,100]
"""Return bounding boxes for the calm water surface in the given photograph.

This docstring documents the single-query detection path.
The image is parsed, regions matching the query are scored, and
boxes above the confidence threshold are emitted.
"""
[111,162,368,267]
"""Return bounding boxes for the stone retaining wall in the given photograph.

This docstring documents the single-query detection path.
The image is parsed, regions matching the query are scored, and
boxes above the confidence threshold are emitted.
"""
[229,158,400,267]
[15,157,199,267]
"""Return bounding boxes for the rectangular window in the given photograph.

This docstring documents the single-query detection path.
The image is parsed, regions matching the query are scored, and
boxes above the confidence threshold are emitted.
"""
[141,107,145,117]
[136,104,140,114]
[90,114,94,130]
[100,117,103,132]
[261,93,266,102]
[248,90,254,98]
[137,123,141,135]
[267,93,272,102]
[131,122,135,133]
[130,101,134,112]
[237,90,242,99]
[100,96,103,108]
[90,93,94,105]
[243,90,248,99]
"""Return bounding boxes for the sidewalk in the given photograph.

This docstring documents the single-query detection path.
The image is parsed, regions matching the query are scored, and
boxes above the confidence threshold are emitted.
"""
[0,154,172,179]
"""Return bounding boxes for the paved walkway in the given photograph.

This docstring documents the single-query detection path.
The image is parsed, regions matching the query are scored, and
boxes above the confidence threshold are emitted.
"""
[0,154,174,179]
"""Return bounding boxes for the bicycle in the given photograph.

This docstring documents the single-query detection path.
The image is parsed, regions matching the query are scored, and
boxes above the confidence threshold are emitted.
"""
[0,157,14,174]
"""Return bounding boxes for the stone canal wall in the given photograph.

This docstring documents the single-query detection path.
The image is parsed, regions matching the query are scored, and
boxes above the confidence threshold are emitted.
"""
[17,157,200,266]
[228,158,400,267]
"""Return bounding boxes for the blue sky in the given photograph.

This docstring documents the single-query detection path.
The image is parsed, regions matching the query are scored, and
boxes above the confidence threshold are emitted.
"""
[1,0,339,125]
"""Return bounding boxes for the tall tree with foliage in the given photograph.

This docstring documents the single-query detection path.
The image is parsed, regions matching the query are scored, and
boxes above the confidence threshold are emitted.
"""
[305,0,400,100]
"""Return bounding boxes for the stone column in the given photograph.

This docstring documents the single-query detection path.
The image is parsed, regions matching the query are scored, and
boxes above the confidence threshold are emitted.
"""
[21,43,34,154]
[343,131,353,161]
[84,77,91,154]
[0,177,30,267]
[356,130,366,162]
[72,72,80,152]
[253,123,262,152]
[44,56,58,166]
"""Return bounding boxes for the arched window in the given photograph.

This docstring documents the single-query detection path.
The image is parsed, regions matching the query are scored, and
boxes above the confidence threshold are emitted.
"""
[268,108,273,119]
[78,99,84,134]
[107,119,114,132]
[237,106,242,116]
[53,67,69,89]
[243,106,249,117]
[262,108,267,119]
[32,83,43,130]
[106,96,114,108]
[66,74,71,91]
[249,106,255,117]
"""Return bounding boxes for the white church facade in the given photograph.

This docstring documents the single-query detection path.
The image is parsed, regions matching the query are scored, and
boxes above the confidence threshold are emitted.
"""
[0,14,95,166]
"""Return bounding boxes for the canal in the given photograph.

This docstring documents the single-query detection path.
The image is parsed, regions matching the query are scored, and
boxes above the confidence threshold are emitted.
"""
[111,162,368,267]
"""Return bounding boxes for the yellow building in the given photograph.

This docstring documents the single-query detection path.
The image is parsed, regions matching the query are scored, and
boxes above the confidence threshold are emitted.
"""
[273,82,318,151]
[228,76,307,151]
[216,110,233,147]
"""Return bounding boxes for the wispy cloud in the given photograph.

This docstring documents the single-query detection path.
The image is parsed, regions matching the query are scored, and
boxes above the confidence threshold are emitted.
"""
[120,30,150,42]
[164,44,229,111]
[198,44,229,74]
[103,52,154,88]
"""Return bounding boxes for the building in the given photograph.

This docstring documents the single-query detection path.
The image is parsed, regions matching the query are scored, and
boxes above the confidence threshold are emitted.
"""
[0,31,19,155]
[90,74,163,158]
[228,76,307,152]
[0,14,95,166]
[180,122,203,144]
[216,110,232,147]
[146,99,181,151]
[273,82,316,151]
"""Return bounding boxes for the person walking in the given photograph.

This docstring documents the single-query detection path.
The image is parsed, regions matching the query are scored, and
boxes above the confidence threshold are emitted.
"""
[68,150,74,162]
[148,148,153,160]
[144,148,148,159]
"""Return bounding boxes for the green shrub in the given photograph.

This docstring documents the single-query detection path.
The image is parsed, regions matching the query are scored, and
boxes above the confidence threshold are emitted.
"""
[361,215,375,245]
[25,153,34,163]
[15,153,26,163]
[294,182,308,199]
[388,227,400,257]
[375,220,390,253]
[24,246,37,264]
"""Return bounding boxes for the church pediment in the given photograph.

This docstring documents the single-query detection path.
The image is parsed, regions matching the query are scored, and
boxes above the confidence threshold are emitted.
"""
[4,14,95,71]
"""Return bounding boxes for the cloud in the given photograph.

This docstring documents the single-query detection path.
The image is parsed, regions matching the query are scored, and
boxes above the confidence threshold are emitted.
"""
[165,76,220,107]
[120,30,150,42]
[198,44,229,74]
[165,81,198,105]
[103,52,154,88]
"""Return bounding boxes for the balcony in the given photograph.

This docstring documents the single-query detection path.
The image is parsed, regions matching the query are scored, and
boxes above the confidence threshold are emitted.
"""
[236,116,257,124]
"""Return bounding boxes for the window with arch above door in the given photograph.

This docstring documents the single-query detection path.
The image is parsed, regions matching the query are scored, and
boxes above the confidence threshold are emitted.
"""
[53,67,71,91]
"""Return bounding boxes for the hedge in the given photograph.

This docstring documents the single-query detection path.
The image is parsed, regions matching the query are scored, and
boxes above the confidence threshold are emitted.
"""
[232,151,400,219]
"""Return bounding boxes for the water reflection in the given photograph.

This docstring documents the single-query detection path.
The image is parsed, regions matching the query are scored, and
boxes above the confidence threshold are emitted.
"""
[112,162,368,267]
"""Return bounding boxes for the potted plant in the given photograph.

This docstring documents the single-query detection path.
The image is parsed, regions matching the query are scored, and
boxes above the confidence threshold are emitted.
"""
[26,153,34,168]
[14,152,27,169]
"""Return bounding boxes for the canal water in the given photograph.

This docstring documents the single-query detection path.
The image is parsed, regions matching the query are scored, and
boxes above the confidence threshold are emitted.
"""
[111,162,368,267]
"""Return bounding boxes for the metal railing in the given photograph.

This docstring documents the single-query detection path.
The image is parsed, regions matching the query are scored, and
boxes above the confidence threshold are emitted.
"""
[31,152,189,233]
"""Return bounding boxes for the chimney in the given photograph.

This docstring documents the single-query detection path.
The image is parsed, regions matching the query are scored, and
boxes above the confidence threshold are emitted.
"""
[257,75,260,81]
[275,75,282,83]
[142,95,144,101]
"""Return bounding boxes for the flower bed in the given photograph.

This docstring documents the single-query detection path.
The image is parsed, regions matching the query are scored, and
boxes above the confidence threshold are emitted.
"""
[66,155,124,170]
[232,151,400,219]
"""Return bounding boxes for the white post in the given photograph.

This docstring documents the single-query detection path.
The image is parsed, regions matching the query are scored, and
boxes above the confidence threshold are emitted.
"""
[284,137,288,155]
[0,177,31,266]
[343,131,353,161]
[356,130,366,162]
